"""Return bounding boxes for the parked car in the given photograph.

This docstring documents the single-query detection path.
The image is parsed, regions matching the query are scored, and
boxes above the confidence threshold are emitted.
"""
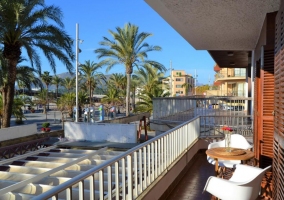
[222,105,244,111]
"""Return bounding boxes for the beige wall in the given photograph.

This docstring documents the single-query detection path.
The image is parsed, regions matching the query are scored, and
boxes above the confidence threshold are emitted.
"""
[171,70,194,96]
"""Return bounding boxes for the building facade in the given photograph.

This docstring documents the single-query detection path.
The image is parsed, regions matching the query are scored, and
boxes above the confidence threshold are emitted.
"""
[213,64,247,97]
[163,70,195,96]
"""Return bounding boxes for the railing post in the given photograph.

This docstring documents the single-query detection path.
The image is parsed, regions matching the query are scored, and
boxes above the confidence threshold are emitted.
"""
[127,155,133,200]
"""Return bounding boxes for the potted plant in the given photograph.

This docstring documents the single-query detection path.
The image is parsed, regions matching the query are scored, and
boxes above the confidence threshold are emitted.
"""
[41,122,51,132]
[30,107,35,113]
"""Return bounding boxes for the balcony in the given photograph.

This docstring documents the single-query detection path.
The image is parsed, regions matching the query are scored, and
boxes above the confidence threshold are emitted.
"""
[215,72,246,82]
[206,89,246,97]
[0,97,271,200]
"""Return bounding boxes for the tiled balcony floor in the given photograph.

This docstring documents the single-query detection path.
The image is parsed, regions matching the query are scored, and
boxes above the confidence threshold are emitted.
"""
[166,151,214,200]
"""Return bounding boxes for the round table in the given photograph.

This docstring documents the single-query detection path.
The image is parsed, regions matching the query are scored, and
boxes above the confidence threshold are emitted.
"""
[206,147,255,176]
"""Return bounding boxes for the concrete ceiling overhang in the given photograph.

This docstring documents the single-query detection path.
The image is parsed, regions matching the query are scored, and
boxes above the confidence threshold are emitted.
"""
[144,0,280,51]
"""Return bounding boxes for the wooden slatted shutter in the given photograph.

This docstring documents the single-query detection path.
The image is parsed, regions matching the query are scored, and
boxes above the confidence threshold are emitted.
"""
[273,5,284,199]
[260,49,274,168]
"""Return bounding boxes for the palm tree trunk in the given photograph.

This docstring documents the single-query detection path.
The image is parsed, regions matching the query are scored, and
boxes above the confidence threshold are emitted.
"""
[56,86,59,99]
[132,87,135,110]
[126,73,131,116]
[2,59,17,128]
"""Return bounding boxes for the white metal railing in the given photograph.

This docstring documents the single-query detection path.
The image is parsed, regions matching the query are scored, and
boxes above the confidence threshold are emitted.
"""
[152,97,196,119]
[152,97,253,138]
[32,117,200,200]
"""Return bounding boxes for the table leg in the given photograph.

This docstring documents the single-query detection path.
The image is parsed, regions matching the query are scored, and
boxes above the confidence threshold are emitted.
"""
[215,158,219,176]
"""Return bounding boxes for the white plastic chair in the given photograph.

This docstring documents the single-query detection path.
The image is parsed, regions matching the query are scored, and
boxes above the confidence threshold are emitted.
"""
[203,164,271,200]
[207,134,253,168]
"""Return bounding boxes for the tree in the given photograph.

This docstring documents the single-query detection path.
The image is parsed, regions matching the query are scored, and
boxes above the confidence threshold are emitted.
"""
[134,87,170,113]
[0,0,74,127]
[196,84,210,95]
[34,89,48,116]
[101,86,122,106]
[133,64,165,94]
[0,56,42,127]
[182,82,192,96]
[79,60,102,104]
[57,92,75,117]
[95,23,165,116]
[101,86,122,118]
[108,73,127,99]
[61,77,75,92]
[52,75,62,99]
[41,71,52,113]
[0,95,26,126]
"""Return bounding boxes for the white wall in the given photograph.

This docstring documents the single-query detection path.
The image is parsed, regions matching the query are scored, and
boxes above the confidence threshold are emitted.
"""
[0,124,37,141]
[64,122,137,143]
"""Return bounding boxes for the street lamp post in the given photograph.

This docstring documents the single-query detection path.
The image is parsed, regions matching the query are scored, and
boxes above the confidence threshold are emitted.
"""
[75,23,79,122]
[169,60,173,96]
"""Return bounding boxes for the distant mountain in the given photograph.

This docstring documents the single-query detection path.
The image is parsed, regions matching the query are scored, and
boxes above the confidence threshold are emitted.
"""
[17,71,112,93]
[49,72,111,92]
[56,72,74,79]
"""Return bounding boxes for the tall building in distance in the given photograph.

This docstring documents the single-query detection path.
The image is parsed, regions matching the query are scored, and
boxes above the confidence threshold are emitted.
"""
[162,70,195,96]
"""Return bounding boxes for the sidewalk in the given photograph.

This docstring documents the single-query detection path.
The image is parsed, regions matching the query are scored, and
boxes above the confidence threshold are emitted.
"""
[10,110,64,131]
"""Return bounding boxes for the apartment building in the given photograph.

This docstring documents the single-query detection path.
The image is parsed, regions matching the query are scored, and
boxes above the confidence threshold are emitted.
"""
[163,70,195,96]
[213,64,247,96]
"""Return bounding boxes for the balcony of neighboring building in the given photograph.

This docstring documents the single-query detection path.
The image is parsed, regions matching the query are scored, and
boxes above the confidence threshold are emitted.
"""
[215,68,246,82]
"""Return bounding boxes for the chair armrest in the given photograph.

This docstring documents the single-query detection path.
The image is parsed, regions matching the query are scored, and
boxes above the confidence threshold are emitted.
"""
[229,164,263,182]
[203,176,246,199]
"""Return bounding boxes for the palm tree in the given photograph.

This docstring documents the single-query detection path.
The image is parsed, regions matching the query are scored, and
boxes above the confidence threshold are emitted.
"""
[0,96,26,127]
[101,86,122,106]
[34,89,48,116]
[108,73,127,100]
[16,65,43,92]
[133,64,165,94]
[0,0,74,127]
[79,60,101,104]
[0,56,42,126]
[41,71,52,113]
[182,82,192,96]
[134,87,170,113]
[52,75,62,99]
[57,92,75,118]
[95,23,165,116]
[101,86,122,118]
[108,73,127,91]
[130,76,140,110]
[61,77,76,93]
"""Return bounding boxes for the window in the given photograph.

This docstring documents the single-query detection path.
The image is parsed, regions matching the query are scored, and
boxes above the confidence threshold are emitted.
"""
[176,72,182,76]
[234,68,246,77]
[176,78,183,81]
[176,85,182,88]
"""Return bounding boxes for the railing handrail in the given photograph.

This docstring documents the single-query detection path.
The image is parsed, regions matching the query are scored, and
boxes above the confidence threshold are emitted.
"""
[153,96,252,100]
[32,116,200,200]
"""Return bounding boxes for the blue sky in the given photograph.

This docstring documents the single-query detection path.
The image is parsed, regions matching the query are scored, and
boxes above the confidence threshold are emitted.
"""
[42,0,215,85]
